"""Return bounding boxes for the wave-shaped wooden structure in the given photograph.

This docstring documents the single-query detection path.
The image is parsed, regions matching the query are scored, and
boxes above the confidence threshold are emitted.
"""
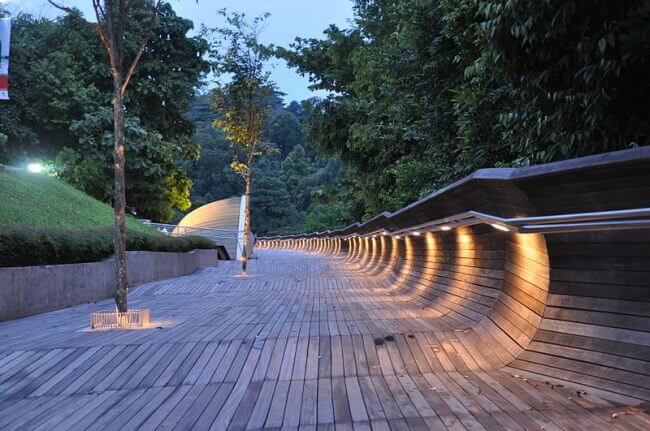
[175,196,246,260]
[259,147,650,402]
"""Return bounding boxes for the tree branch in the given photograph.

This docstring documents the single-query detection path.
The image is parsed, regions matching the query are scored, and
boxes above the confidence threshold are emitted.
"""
[47,0,96,32]
[120,0,162,94]
[47,1,115,72]
[104,0,117,72]
[91,0,114,64]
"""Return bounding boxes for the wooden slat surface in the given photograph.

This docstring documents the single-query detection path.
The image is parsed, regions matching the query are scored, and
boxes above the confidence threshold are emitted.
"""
[261,150,650,411]
[1,250,647,430]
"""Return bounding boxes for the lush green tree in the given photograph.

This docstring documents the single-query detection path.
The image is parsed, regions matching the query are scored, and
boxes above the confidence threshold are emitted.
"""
[55,108,192,221]
[279,24,362,94]
[303,201,354,233]
[124,3,209,151]
[281,144,310,208]
[265,109,304,154]
[1,5,209,224]
[250,159,299,236]
[182,96,244,211]
[279,0,650,221]
[303,177,362,232]
[184,95,349,236]
[207,11,277,272]
[49,0,165,312]
[0,133,7,158]
[439,0,515,172]
[0,13,103,161]
[478,0,650,162]
[280,0,469,215]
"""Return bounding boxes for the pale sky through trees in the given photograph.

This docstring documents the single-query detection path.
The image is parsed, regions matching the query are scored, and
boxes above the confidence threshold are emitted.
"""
[5,0,354,103]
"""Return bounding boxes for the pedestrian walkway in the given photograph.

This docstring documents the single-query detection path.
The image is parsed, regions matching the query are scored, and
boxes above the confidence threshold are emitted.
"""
[0,250,647,430]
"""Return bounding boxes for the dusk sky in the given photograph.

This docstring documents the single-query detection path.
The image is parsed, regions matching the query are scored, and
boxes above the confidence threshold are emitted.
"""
[6,0,355,103]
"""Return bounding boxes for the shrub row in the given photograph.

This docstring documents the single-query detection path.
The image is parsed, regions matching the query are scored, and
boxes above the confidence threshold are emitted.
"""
[0,227,215,267]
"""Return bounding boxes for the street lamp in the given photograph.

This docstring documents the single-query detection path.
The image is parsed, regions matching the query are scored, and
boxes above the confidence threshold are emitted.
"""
[27,162,43,173]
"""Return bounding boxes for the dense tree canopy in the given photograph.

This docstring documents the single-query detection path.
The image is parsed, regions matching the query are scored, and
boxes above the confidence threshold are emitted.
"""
[184,95,349,236]
[279,0,650,219]
[0,3,209,221]
[3,1,648,236]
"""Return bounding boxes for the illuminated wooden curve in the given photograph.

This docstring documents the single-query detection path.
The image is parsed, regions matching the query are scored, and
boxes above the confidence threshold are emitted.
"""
[258,147,650,402]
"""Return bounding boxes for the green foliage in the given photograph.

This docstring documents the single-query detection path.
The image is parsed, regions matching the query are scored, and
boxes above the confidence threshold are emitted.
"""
[0,227,213,267]
[278,25,363,94]
[0,133,7,156]
[250,162,299,235]
[0,168,213,267]
[182,95,244,210]
[184,95,353,235]
[207,11,277,182]
[126,3,210,149]
[267,110,305,153]
[0,13,103,160]
[279,0,650,219]
[282,145,311,208]
[477,0,650,162]
[280,0,465,216]
[54,108,193,221]
[0,4,209,221]
[303,201,354,233]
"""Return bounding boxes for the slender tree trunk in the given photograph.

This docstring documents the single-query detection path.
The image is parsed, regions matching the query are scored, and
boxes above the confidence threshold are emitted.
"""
[113,85,129,312]
[241,173,251,273]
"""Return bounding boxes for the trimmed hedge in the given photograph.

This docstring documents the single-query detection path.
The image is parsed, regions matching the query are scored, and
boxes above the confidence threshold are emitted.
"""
[0,227,215,267]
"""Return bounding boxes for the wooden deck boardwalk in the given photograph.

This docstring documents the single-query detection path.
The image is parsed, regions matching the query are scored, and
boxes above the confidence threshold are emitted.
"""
[0,250,647,430]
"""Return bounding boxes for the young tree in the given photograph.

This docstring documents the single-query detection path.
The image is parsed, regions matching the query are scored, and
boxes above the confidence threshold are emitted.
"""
[48,0,162,312]
[208,11,277,272]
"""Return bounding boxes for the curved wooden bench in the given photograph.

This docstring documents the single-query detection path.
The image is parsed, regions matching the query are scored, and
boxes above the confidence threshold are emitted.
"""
[260,148,650,402]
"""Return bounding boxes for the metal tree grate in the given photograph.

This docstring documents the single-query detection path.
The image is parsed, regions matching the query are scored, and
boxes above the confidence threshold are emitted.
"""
[90,309,151,330]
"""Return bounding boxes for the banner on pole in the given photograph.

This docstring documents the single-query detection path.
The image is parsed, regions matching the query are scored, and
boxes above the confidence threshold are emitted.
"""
[0,18,11,100]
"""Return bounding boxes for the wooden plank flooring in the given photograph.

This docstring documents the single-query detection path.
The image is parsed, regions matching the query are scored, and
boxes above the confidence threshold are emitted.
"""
[0,250,647,430]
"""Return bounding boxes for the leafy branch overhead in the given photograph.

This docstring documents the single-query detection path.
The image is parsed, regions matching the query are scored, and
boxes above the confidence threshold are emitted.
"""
[277,0,650,217]
[208,10,278,171]
[3,4,209,222]
[206,10,278,271]
[47,0,162,96]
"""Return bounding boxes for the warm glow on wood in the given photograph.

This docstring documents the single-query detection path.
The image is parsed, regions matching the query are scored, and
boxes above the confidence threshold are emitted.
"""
[90,309,151,330]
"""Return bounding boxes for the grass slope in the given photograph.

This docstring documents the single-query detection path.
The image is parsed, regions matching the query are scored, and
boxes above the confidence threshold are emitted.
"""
[0,167,213,266]
[0,167,150,232]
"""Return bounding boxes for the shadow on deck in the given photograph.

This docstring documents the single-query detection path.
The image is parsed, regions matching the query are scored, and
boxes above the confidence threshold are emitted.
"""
[0,249,647,430]
[2,148,650,430]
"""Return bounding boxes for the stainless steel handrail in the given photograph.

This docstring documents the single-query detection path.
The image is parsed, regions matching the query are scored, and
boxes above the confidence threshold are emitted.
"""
[259,207,650,241]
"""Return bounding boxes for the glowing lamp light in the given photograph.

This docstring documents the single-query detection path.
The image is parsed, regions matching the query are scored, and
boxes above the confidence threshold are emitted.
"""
[27,163,43,174]
[412,231,421,236]
[394,235,401,239]
[440,225,452,231]
[491,223,510,232]
[90,308,151,330]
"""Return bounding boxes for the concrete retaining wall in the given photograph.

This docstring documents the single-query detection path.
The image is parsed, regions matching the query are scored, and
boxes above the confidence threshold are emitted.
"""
[0,249,219,321]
